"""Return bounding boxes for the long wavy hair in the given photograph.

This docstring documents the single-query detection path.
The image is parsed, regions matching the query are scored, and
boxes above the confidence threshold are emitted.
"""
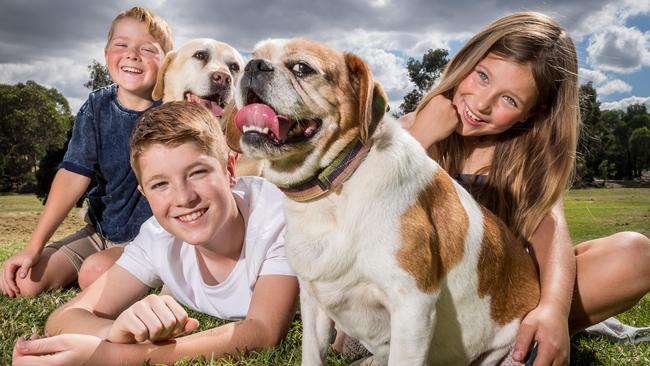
[416,12,580,241]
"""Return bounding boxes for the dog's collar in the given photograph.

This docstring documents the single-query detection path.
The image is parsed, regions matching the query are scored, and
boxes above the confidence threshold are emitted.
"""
[279,137,371,202]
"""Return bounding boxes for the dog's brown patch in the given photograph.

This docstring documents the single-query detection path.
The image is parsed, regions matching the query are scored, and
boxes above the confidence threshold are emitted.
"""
[477,208,540,324]
[396,169,467,292]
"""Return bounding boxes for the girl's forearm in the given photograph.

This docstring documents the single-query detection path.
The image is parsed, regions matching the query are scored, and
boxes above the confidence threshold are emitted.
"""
[529,205,576,316]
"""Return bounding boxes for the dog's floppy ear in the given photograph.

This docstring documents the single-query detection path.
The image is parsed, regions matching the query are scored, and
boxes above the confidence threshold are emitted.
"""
[152,51,177,101]
[344,52,388,144]
[223,102,243,153]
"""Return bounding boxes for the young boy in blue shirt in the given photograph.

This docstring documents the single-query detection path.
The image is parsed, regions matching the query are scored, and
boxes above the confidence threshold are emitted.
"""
[0,6,173,297]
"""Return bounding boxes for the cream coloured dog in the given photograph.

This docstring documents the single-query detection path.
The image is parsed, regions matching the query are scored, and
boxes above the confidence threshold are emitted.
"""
[227,39,540,365]
[152,38,262,176]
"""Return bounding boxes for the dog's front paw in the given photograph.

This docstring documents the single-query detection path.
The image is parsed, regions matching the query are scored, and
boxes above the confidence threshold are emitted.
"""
[350,356,387,366]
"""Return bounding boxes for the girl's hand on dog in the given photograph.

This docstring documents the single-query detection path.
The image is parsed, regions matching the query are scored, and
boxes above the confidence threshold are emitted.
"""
[513,304,570,366]
[404,94,460,149]
[1,247,41,297]
[107,294,199,344]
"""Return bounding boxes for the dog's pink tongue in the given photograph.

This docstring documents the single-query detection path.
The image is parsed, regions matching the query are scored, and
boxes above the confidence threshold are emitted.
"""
[235,103,279,139]
[186,94,224,117]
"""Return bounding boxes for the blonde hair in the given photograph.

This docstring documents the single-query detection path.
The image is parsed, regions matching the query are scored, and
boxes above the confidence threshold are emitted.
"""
[130,102,229,180]
[417,12,580,240]
[106,6,174,53]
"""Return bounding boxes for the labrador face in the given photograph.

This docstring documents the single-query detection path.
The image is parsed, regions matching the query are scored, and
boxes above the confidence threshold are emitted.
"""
[153,38,244,121]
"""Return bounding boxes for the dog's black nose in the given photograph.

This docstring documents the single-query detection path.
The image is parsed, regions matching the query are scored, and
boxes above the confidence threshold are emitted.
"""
[245,59,274,72]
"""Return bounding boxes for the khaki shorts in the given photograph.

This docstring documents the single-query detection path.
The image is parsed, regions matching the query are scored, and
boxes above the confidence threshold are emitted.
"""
[45,224,125,271]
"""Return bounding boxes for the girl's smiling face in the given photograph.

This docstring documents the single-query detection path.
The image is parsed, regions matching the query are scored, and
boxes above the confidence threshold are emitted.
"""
[452,52,539,137]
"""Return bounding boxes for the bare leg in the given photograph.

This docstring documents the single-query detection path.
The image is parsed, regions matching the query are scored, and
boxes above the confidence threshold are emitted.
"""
[569,231,650,333]
[14,247,78,297]
[78,247,124,289]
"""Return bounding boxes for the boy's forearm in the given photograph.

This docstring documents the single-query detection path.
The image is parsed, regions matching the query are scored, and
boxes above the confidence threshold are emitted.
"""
[97,319,283,365]
[27,169,91,251]
[46,305,113,338]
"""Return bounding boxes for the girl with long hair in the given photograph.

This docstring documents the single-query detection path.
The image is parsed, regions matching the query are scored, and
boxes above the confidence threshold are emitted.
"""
[405,11,650,364]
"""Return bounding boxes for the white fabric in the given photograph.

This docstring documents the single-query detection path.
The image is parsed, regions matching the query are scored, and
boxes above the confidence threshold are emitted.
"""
[584,317,650,345]
[116,176,295,320]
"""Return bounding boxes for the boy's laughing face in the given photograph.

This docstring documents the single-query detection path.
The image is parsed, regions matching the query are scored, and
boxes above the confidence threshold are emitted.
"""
[137,142,239,250]
[105,17,163,106]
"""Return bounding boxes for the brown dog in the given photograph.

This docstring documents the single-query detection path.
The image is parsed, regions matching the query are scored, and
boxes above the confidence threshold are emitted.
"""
[226,38,540,365]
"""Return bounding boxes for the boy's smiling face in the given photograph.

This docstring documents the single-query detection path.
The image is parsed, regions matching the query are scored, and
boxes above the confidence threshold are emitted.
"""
[137,142,238,249]
[105,17,163,107]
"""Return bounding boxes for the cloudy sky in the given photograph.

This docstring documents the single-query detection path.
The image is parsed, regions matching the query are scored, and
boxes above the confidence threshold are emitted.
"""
[1,0,649,113]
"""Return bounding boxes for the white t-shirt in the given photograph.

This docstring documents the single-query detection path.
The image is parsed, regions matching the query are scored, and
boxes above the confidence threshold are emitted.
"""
[116,176,295,320]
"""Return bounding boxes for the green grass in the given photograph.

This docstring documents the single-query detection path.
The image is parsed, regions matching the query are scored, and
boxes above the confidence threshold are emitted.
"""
[1,188,649,365]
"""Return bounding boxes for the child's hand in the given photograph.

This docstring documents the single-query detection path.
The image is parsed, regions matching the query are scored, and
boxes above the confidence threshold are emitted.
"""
[107,294,199,344]
[513,304,570,366]
[407,94,460,148]
[13,333,104,366]
[1,247,41,297]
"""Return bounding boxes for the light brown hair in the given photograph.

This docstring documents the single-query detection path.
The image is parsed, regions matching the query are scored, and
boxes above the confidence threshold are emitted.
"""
[417,12,580,240]
[130,102,228,180]
[106,6,174,53]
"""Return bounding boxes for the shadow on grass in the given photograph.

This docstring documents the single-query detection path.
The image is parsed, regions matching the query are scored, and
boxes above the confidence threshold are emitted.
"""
[571,333,599,365]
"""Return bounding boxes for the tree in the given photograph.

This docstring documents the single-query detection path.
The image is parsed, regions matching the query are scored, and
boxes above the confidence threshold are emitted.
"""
[0,81,71,192]
[84,59,113,91]
[576,82,603,183]
[598,160,616,185]
[398,49,449,115]
[629,126,650,178]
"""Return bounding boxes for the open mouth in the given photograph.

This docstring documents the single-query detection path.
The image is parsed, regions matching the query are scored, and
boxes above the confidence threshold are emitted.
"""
[234,90,321,145]
[185,91,227,118]
[176,208,207,223]
[121,66,143,74]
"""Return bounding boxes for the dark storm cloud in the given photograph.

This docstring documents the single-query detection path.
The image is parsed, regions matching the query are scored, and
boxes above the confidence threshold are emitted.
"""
[0,0,120,62]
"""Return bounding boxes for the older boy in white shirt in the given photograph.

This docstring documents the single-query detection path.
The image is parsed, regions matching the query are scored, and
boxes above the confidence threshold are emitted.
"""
[12,102,298,365]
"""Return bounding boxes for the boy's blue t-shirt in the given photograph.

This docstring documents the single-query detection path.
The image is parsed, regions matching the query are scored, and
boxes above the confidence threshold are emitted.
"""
[61,84,159,243]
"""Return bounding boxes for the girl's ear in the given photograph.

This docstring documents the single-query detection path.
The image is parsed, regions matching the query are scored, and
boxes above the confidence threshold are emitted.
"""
[227,153,237,187]
[137,185,145,197]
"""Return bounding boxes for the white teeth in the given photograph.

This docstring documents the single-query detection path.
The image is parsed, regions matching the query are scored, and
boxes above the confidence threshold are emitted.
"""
[243,125,269,134]
[121,66,143,73]
[177,209,205,222]
[466,106,481,122]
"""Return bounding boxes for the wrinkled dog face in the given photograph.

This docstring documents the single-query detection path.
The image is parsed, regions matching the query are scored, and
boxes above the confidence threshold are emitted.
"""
[232,38,380,185]
[153,38,244,119]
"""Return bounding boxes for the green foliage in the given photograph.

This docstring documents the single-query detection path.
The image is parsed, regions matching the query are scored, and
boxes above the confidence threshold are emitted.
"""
[84,59,113,91]
[630,127,650,177]
[0,81,72,192]
[597,160,616,183]
[573,82,650,185]
[398,49,449,115]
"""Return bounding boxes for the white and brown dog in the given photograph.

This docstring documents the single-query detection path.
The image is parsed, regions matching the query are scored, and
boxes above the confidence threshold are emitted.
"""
[152,39,262,176]
[227,39,540,365]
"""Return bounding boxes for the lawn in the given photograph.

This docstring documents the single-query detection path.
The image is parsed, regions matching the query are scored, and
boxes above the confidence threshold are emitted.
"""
[1,188,649,365]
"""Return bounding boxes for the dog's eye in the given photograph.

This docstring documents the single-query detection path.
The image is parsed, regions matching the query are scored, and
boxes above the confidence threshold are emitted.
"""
[229,63,240,72]
[291,63,315,77]
[193,51,208,61]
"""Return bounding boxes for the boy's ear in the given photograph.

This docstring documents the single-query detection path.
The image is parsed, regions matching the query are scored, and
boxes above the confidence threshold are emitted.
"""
[137,184,145,197]
[227,152,237,187]
[152,51,177,101]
